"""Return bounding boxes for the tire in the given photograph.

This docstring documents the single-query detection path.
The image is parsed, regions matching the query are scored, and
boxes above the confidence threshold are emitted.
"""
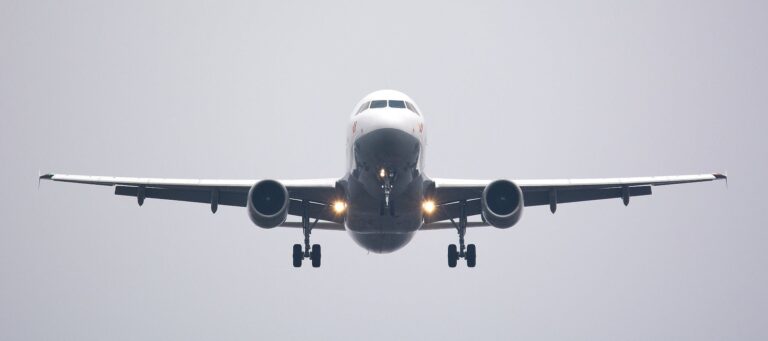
[466,244,476,268]
[292,244,303,268]
[311,244,322,268]
[448,244,458,268]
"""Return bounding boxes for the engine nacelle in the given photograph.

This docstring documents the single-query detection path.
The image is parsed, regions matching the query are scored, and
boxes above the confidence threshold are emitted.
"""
[247,179,289,229]
[481,179,524,229]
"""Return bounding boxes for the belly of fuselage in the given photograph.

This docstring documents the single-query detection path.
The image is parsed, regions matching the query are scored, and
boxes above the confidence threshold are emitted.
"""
[345,128,425,253]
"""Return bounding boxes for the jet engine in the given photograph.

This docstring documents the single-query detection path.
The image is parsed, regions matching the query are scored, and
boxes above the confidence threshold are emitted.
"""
[247,180,289,228]
[481,179,524,228]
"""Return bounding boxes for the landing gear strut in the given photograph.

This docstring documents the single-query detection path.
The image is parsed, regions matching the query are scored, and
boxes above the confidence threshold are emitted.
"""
[292,200,321,268]
[447,200,476,268]
[379,168,396,216]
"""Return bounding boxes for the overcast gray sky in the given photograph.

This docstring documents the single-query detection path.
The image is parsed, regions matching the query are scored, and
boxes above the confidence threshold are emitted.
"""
[2,0,767,340]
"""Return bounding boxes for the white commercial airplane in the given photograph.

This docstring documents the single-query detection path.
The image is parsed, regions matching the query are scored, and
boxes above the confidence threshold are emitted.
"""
[40,89,727,268]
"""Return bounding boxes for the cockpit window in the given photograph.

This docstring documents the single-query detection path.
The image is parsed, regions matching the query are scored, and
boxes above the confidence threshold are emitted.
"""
[370,100,387,108]
[362,99,420,115]
[356,101,369,114]
[405,101,419,115]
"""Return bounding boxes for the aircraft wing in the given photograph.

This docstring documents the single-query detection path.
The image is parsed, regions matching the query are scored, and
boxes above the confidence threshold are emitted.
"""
[39,173,345,228]
[425,173,727,225]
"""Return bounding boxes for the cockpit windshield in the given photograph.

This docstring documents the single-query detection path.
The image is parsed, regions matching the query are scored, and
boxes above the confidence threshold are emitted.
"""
[405,102,418,114]
[356,101,370,114]
[370,100,387,108]
[356,99,420,115]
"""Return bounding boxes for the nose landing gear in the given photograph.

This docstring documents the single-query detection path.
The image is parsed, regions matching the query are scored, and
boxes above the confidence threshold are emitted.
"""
[447,200,476,268]
[379,168,396,216]
[292,200,322,268]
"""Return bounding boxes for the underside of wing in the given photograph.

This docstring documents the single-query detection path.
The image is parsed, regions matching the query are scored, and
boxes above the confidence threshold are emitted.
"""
[40,173,344,225]
[425,173,727,226]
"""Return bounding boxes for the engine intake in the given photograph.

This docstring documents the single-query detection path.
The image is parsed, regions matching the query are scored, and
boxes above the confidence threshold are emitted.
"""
[481,179,524,228]
[247,179,289,228]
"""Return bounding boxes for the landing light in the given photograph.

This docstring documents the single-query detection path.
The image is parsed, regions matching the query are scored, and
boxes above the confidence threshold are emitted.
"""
[333,201,347,214]
[379,168,387,178]
[422,200,436,214]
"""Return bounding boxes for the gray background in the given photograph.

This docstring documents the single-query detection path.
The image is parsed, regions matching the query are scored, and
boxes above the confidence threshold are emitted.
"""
[2,0,766,340]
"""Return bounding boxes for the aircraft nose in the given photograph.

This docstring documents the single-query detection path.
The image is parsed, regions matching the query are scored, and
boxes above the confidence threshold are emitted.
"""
[357,109,419,135]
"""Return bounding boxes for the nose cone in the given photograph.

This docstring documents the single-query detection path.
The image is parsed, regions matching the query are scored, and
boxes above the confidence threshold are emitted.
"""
[355,108,421,138]
[355,127,420,163]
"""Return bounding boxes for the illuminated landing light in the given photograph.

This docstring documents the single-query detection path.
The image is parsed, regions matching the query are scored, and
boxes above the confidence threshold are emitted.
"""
[422,200,436,214]
[333,201,347,214]
[379,168,387,178]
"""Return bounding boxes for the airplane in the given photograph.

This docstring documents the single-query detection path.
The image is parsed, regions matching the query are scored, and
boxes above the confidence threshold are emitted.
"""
[39,89,727,268]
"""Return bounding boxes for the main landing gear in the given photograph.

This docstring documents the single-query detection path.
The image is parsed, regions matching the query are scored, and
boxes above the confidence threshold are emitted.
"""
[447,200,476,268]
[292,200,322,268]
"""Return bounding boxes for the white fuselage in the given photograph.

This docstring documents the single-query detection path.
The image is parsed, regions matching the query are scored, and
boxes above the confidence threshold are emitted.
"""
[342,90,428,253]
[347,90,426,173]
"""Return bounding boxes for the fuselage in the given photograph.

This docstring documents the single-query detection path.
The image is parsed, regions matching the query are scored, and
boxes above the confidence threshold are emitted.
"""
[343,90,427,253]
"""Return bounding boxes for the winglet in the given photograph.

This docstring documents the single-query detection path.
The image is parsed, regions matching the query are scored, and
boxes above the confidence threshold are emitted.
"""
[38,172,53,190]
[713,172,728,188]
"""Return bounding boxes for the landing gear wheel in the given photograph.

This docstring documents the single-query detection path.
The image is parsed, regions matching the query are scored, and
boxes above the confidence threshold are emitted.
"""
[294,200,325,268]
[311,244,322,268]
[448,244,458,268]
[466,244,476,268]
[292,244,303,268]
[446,200,477,268]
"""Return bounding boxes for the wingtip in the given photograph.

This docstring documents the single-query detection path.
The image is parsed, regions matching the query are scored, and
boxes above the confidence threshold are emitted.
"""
[38,172,53,190]
[714,172,728,189]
